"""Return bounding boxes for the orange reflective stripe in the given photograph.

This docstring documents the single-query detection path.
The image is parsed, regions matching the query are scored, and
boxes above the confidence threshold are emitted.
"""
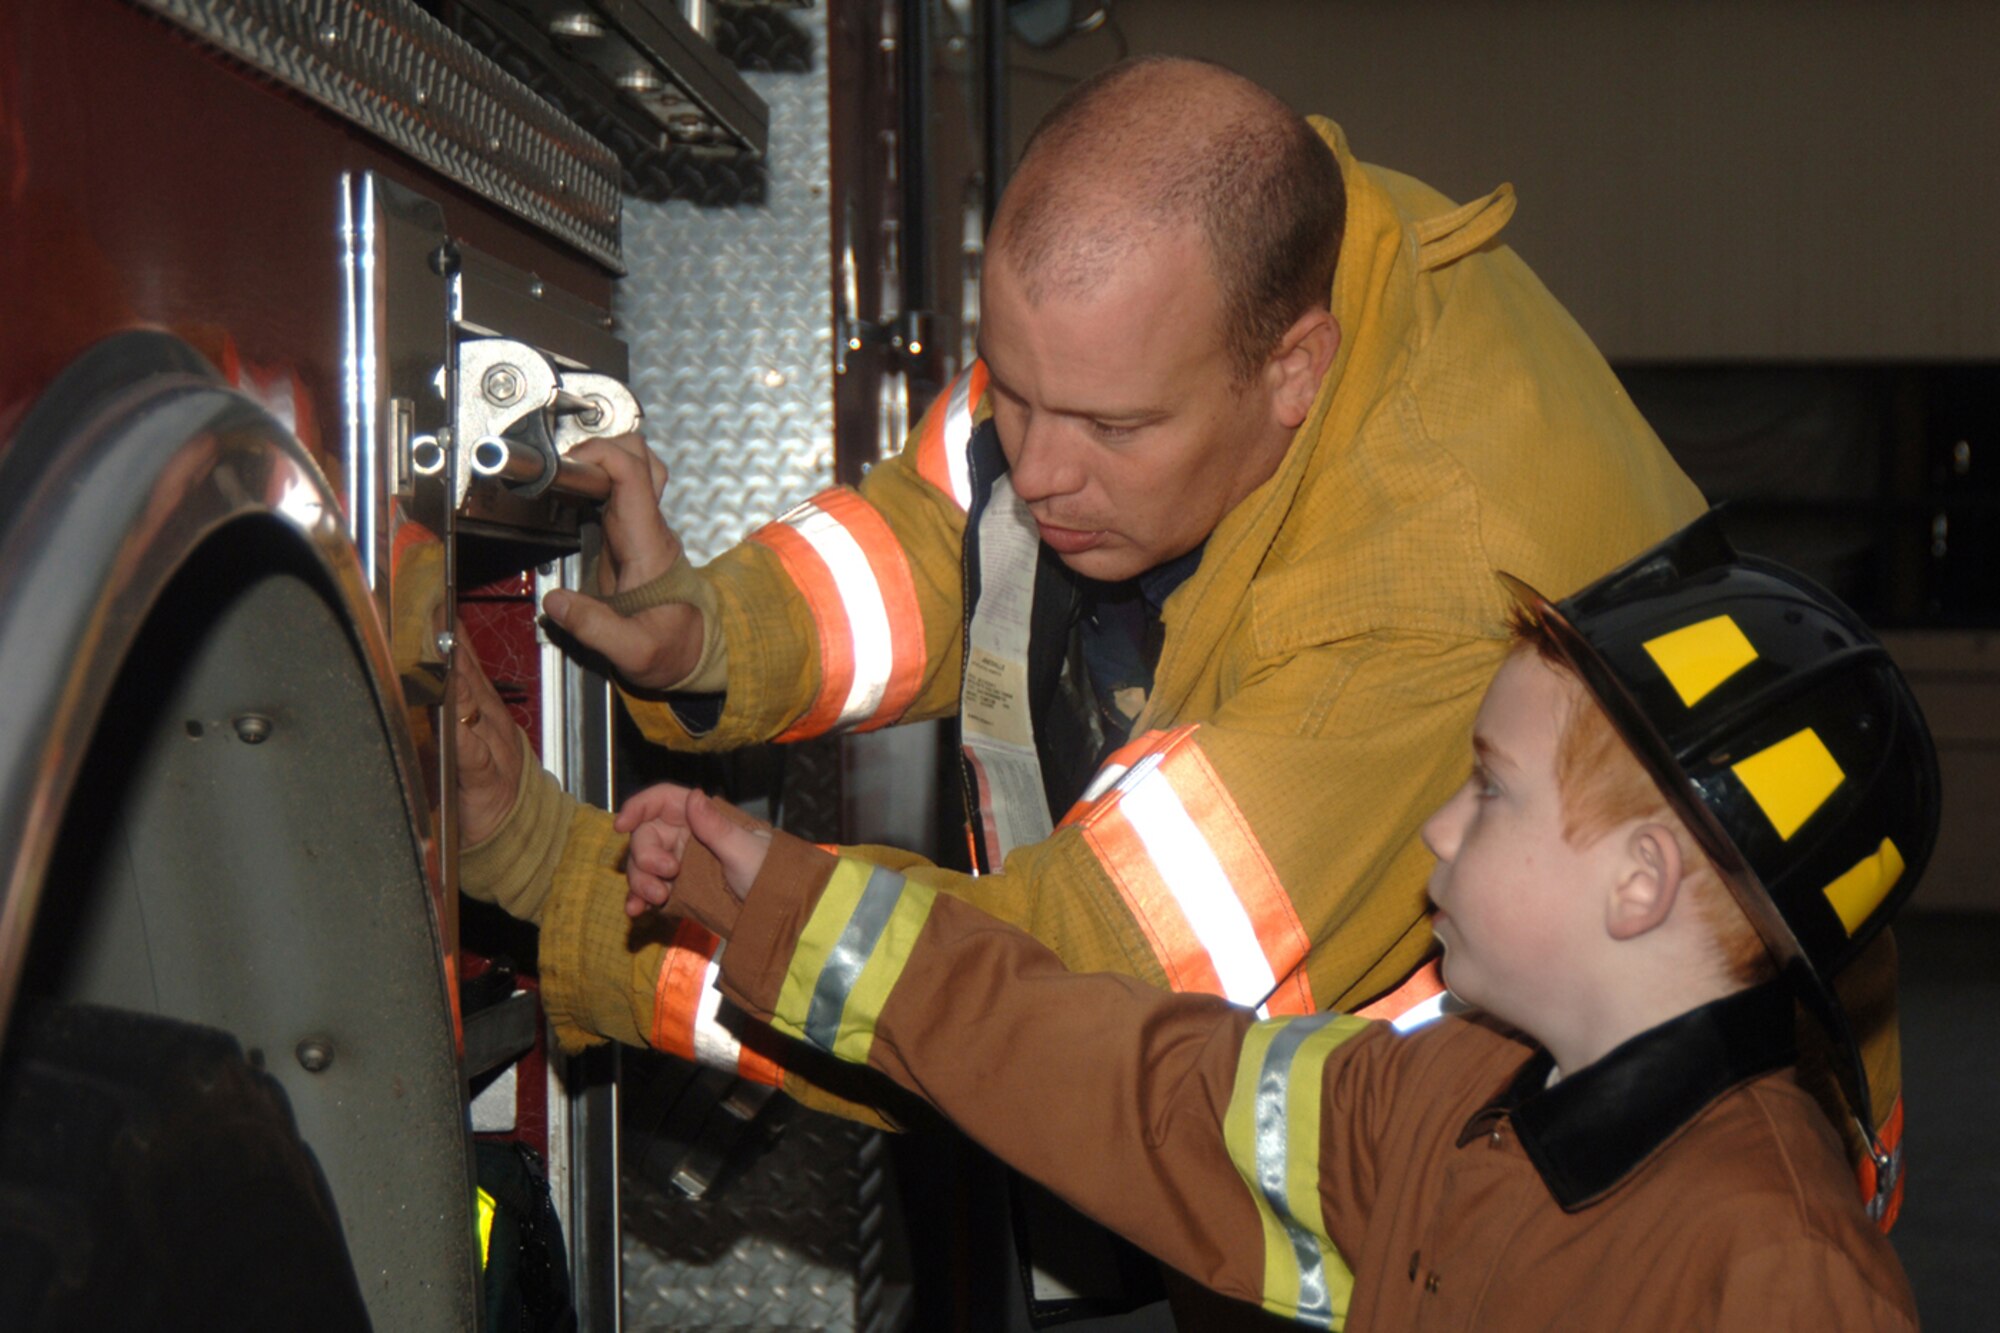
[915,360,988,511]
[1859,1094,1906,1233]
[1078,727,1314,1013]
[1083,803,1230,997]
[1058,729,1168,827]
[816,489,925,732]
[1353,957,1447,1027]
[752,519,855,740]
[750,487,926,741]
[964,747,1007,870]
[650,919,719,1060]
[649,919,783,1086]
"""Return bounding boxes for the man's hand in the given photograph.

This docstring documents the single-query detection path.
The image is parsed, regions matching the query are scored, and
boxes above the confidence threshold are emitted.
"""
[615,783,774,921]
[540,434,705,689]
[453,636,524,847]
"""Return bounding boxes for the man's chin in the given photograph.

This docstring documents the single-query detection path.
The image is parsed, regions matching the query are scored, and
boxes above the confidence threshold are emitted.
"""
[1048,541,1148,582]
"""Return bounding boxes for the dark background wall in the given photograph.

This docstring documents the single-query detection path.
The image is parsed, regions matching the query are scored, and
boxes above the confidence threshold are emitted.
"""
[1007,0,2000,914]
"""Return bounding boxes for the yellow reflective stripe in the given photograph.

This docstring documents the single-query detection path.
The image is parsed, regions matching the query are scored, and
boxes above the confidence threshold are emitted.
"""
[830,876,938,1062]
[771,858,937,1065]
[1642,614,1759,707]
[1223,1014,1368,1328]
[1731,727,1844,840]
[773,859,875,1041]
[475,1186,497,1269]
[1823,838,1906,935]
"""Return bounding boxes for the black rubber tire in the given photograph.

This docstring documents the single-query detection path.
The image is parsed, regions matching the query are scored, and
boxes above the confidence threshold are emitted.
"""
[0,1000,373,1332]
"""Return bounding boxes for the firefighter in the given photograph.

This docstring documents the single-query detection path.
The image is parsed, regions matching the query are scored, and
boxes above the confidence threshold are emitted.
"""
[456,52,1898,1259]
[607,515,1930,1329]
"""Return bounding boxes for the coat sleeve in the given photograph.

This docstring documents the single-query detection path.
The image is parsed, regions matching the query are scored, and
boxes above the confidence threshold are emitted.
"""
[534,627,1498,1122]
[708,834,1408,1328]
[615,364,984,749]
[906,627,1503,1014]
[1710,1237,1917,1331]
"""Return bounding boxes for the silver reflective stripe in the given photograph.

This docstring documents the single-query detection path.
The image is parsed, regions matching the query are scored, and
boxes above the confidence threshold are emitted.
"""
[1255,1014,1341,1326]
[801,865,907,1051]
[780,501,895,726]
[942,369,977,509]
[690,951,743,1070]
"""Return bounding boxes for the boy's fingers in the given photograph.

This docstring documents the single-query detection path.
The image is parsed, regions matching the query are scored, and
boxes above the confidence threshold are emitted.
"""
[625,872,672,916]
[615,782,692,834]
[686,790,773,898]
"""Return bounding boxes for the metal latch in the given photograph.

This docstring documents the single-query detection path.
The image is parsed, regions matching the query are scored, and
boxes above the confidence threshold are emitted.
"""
[418,338,642,511]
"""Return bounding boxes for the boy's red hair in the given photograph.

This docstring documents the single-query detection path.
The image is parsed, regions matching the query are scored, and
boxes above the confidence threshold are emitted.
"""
[1509,610,1775,986]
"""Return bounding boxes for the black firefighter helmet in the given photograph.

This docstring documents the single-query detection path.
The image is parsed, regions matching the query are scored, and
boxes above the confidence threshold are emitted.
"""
[1501,512,1941,1167]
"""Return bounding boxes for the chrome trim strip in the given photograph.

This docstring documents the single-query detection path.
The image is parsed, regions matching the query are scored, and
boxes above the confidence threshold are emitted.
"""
[132,0,625,270]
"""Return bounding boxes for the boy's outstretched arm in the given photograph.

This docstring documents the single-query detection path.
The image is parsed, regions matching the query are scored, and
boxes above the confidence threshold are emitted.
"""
[635,790,1381,1328]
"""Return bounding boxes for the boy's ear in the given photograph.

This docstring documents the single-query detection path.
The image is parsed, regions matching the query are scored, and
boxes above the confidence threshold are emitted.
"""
[1606,823,1685,941]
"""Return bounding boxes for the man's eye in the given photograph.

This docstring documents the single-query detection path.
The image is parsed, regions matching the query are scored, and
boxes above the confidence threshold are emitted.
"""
[1470,766,1499,800]
[1089,420,1138,442]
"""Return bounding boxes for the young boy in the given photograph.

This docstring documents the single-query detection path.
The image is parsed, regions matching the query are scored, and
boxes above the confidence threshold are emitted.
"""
[616,516,1929,1329]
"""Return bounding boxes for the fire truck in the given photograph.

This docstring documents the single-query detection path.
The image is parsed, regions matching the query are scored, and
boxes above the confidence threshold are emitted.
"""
[0,1,1000,1326]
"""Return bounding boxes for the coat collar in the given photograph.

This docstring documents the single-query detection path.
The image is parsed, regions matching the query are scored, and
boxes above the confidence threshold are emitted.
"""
[1462,981,1797,1210]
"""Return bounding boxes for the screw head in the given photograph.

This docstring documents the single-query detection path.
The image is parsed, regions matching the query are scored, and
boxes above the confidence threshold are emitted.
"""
[296,1038,334,1073]
[435,629,456,658]
[233,714,273,744]
[482,364,524,406]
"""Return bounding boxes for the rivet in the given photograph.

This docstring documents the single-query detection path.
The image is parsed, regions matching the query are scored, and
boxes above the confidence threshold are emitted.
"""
[296,1038,334,1073]
[233,714,273,744]
[435,629,456,657]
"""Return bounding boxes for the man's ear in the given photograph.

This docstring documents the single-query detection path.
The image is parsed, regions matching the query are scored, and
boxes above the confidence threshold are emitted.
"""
[1266,308,1340,429]
[1606,823,1685,941]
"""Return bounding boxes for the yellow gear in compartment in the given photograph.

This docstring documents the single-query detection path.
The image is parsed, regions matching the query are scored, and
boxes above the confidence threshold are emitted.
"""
[1641,614,1758,708]
[1823,838,1906,936]
[1732,727,1844,840]
[476,1186,498,1269]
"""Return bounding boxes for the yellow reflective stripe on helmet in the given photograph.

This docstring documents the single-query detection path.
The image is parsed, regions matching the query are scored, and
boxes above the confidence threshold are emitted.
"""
[1823,838,1906,936]
[772,858,938,1063]
[1223,1013,1369,1328]
[475,1187,497,1269]
[1641,614,1760,708]
[1731,727,1845,840]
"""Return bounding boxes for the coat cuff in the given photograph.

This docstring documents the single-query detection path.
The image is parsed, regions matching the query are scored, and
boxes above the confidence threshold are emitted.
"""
[460,730,571,925]
[537,805,743,1054]
[714,831,839,1020]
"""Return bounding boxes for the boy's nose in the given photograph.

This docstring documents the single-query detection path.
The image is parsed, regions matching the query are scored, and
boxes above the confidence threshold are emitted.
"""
[1420,785,1468,862]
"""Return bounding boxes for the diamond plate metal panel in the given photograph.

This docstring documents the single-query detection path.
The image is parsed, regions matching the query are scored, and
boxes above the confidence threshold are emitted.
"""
[131,0,625,269]
[612,10,907,1330]
[614,5,833,566]
[622,1112,894,1332]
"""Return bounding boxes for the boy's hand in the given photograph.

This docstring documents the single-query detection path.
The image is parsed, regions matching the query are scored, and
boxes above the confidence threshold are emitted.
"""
[615,783,774,922]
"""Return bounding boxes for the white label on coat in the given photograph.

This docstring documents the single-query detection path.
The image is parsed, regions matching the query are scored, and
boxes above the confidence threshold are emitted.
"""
[961,475,1053,863]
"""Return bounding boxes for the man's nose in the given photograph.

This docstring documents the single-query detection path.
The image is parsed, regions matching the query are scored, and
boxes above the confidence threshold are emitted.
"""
[1005,413,1078,504]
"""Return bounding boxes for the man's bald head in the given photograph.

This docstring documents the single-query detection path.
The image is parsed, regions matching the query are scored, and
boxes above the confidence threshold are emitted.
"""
[992,57,1345,383]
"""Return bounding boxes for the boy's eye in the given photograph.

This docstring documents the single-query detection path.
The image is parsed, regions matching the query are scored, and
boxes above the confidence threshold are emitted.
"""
[1471,765,1500,800]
